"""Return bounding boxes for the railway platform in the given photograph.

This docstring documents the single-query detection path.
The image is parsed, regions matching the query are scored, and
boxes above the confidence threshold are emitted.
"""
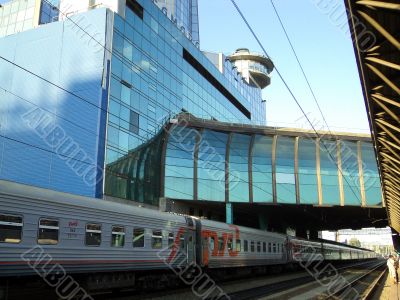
[376,273,400,300]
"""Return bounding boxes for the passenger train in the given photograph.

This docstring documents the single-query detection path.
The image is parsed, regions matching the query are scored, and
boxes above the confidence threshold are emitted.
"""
[0,180,377,290]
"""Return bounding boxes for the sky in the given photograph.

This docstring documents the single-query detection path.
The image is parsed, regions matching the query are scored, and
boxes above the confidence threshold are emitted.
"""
[198,0,370,133]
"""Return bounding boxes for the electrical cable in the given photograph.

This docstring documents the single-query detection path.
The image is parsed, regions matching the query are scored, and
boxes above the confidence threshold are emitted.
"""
[230,0,365,208]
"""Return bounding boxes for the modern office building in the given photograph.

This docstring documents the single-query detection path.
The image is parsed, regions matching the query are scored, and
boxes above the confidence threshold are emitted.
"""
[0,0,59,37]
[58,0,199,46]
[0,0,268,198]
[153,0,200,46]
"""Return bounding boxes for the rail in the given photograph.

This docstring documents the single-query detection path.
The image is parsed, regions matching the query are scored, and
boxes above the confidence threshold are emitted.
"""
[325,260,386,299]
[224,260,381,300]
[362,268,387,299]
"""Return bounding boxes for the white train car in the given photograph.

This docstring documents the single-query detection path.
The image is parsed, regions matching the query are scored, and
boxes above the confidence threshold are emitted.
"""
[200,219,287,269]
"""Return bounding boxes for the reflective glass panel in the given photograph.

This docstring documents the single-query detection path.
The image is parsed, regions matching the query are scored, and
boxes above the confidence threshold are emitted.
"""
[361,142,382,206]
[198,130,228,202]
[229,134,251,202]
[165,125,198,200]
[298,138,318,204]
[276,136,296,204]
[252,135,273,203]
[340,141,362,206]
[320,140,340,205]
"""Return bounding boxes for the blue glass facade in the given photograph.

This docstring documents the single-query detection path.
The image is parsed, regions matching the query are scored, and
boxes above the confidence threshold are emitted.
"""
[197,130,227,202]
[154,0,200,46]
[252,135,273,203]
[0,8,109,197]
[298,138,318,204]
[105,0,267,201]
[275,136,296,204]
[320,140,341,205]
[161,121,382,207]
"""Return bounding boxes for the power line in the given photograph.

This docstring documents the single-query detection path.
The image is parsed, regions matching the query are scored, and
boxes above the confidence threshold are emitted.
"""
[269,0,367,205]
[0,55,161,142]
[269,0,330,133]
[229,0,365,208]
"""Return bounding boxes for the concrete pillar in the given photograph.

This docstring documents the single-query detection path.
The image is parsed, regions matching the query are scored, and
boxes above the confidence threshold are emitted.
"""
[392,228,400,252]
[296,228,307,239]
[258,214,268,230]
[226,203,233,224]
[309,229,319,240]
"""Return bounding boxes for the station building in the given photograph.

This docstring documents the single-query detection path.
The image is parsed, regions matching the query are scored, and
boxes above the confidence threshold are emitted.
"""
[0,0,385,234]
[0,0,268,198]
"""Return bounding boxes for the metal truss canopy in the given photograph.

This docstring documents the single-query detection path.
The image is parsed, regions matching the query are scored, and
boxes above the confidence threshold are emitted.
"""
[345,0,400,232]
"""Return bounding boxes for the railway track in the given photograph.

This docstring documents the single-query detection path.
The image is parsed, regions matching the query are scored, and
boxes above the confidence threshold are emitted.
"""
[324,261,387,300]
[1,260,384,300]
[223,260,384,300]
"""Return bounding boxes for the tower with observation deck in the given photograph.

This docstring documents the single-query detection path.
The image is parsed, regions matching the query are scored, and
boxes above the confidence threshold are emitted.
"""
[228,48,274,90]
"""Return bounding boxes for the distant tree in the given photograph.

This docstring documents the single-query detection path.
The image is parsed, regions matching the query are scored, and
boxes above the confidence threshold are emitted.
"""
[349,238,361,247]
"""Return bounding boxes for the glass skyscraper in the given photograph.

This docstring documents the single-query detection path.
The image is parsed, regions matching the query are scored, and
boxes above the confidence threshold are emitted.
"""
[153,0,200,46]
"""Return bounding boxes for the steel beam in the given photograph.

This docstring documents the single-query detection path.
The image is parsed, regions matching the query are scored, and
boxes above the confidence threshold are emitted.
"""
[358,11,400,50]
[366,56,400,71]
[366,64,400,95]
[357,1,400,11]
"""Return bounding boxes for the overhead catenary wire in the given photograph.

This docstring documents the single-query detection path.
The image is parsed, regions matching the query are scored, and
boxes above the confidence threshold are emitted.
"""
[269,0,369,202]
[269,0,331,134]
[229,0,365,207]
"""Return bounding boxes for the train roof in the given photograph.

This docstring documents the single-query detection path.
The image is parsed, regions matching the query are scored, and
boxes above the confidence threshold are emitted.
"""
[200,218,287,239]
[0,180,187,224]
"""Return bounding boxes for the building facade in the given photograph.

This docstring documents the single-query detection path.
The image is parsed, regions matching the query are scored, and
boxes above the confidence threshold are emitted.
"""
[106,114,382,208]
[0,0,267,199]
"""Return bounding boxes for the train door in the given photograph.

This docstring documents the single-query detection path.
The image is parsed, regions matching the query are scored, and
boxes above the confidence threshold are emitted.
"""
[286,237,293,262]
[187,232,195,264]
[185,217,197,265]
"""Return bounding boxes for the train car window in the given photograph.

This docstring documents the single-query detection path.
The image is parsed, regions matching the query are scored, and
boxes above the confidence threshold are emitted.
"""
[111,226,125,247]
[268,242,272,253]
[133,228,145,248]
[210,237,215,251]
[218,237,224,251]
[251,241,255,252]
[38,218,59,245]
[0,214,23,243]
[168,232,174,247]
[180,236,185,250]
[227,238,233,251]
[257,241,261,252]
[263,242,266,253]
[236,239,241,252]
[244,240,248,252]
[273,243,277,253]
[85,223,101,246]
[152,230,163,249]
